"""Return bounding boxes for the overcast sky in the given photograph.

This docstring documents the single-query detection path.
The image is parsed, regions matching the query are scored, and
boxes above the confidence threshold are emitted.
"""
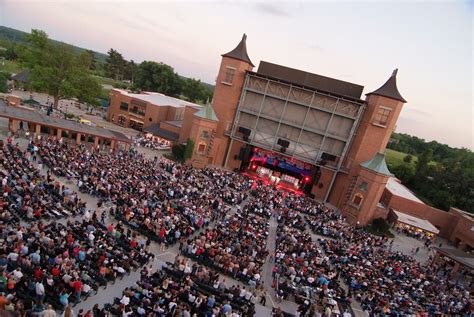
[1,0,472,149]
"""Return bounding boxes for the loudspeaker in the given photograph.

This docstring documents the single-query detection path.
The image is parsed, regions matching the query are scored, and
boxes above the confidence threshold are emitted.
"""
[238,127,251,136]
[321,152,336,162]
[303,166,321,195]
[277,138,290,148]
[240,144,253,170]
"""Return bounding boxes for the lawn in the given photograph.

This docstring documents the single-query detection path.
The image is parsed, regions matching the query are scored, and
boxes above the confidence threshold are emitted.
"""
[385,149,417,167]
[0,60,24,74]
[92,75,128,88]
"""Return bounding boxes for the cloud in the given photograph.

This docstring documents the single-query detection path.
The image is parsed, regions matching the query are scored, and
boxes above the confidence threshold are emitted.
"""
[308,44,324,52]
[255,3,290,17]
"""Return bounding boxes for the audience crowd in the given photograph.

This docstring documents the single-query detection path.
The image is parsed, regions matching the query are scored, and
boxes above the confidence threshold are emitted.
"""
[182,205,269,286]
[0,136,470,316]
[0,140,85,224]
[0,215,153,315]
[103,257,255,316]
[37,140,250,246]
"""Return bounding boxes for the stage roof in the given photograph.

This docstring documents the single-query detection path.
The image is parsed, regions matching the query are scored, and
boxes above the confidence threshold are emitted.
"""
[113,89,202,109]
[393,210,439,234]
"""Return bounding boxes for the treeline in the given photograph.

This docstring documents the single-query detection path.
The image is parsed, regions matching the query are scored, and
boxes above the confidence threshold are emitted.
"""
[387,133,474,213]
[103,49,213,103]
[0,26,214,104]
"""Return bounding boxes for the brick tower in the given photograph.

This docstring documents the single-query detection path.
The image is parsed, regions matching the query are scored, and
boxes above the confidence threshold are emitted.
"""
[210,34,254,165]
[329,69,407,225]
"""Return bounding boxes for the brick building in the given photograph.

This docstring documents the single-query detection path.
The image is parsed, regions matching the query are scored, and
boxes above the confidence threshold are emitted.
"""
[106,34,473,248]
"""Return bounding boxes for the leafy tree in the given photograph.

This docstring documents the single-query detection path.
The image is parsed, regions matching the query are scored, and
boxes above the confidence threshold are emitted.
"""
[0,72,9,93]
[415,147,433,178]
[105,48,126,80]
[84,49,97,71]
[183,138,195,161]
[18,29,101,108]
[134,61,182,97]
[124,60,138,83]
[182,78,212,103]
[403,154,413,164]
[171,143,186,162]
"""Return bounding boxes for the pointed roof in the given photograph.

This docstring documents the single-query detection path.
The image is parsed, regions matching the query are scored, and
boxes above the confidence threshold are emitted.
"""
[11,70,30,83]
[360,152,393,176]
[221,34,254,67]
[194,103,218,122]
[366,69,407,103]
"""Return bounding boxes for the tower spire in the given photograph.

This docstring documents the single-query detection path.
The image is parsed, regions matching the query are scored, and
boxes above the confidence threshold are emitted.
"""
[366,69,406,103]
[221,33,254,67]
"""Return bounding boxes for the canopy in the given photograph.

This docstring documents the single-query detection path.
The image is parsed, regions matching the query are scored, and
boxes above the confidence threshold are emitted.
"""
[393,210,439,234]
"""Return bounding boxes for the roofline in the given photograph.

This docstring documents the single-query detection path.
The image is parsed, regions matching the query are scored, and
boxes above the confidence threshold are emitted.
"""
[246,70,367,104]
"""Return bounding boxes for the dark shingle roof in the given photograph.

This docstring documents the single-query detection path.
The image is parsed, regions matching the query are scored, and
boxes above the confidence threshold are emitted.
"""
[11,70,30,83]
[0,101,130,143]
[366,69,406,103]
[143,124,179,141]
[221,34,254,67]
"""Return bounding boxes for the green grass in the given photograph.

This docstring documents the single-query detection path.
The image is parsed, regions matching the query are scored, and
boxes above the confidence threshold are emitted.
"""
[92,75,128,88]
[385,149,417,167]
[0,60,24,74]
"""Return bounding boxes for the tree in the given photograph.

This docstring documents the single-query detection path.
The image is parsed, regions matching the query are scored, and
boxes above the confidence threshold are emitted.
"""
[124,60,138,83]
[182,78,213,103]
[0,72,9,93]
[18,29,101,108]
[183,139,195,161]
[403,154,413,164]
[415,147,433,177]
[134,61,182,97]
[105,48,126,81]
[84,49,97,71]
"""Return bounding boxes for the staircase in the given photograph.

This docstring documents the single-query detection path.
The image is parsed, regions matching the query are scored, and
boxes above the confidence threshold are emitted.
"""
[342,175,358,206]
[206,129,217,155]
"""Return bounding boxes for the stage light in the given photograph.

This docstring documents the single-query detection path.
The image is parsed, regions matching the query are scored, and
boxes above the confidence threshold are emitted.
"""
[252,164,257,170]
[304,176,310,182]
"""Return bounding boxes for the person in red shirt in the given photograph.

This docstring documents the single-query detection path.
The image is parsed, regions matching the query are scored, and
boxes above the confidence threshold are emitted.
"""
[51,267,60,277]
[34,268,42,281]
[73,280,82,302]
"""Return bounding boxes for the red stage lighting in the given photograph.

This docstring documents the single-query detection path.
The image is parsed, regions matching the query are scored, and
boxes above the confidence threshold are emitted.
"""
[252,164,257,170]
[304,176,310,182]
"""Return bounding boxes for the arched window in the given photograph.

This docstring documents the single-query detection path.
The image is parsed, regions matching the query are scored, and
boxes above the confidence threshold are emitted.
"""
[352,193,364,209]
[197,142,207,155]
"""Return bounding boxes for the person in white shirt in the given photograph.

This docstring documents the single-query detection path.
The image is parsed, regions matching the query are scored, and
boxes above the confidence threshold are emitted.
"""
[120,294,130,306]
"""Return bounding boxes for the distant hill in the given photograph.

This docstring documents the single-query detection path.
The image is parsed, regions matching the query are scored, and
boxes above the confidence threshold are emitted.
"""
[0,25,108,63]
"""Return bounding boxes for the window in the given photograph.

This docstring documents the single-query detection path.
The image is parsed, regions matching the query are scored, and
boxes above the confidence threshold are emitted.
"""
[175,109,184,120]
[117,115,127,126]
[352,193,364,209]
[120,102,129,111]
[200,130,210,139]
[197,143,207,154]
[373,107,391,126]
[222,66,236,85]
[359,182,368,192]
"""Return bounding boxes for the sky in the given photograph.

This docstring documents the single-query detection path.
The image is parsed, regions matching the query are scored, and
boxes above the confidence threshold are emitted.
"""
[0,0,472,149]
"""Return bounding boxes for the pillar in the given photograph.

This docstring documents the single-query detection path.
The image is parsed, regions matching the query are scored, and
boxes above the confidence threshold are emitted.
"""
[125,142,130,151]
[452,262,461,275]
[94,136,99,149]
[35,124,41,140]
[76,133,82,145]
[9,119,18,133]
[111,140,116,151]
[56,129,62,139]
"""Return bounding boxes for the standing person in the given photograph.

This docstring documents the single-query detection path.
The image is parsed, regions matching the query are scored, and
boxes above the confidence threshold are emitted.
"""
[259,288,267,306]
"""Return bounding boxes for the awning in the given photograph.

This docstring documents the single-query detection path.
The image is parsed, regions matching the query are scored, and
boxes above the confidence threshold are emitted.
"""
[143,124,179,142]
[434,247,474,270]
[393,210,439,234]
